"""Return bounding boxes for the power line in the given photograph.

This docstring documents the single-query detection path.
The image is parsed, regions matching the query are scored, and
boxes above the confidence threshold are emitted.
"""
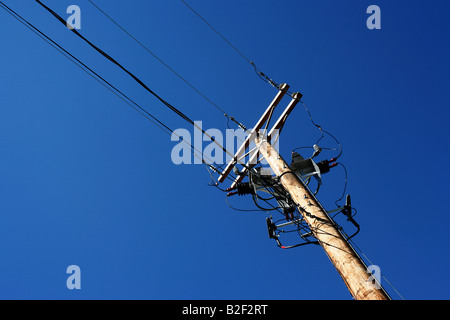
[6,1,400,300]
[0,0,172,136]
[36,0,190,123]
[0,0,230,178]
[348,238,404,300]
[180,0,287,92]
[180,0,345,168]
[299,100,343,160]
[87,0,246,130]
[181,0,252,64]
[35,0,251,170]
[180,0,346,162]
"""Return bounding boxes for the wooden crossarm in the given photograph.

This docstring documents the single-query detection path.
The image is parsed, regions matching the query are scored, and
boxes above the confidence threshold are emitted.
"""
[217,84,290,183]
[229,92,301,188]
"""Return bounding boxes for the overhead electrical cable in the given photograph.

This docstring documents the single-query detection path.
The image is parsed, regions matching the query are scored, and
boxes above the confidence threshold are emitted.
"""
[181,0,343,161]
[0,0,228,179]
[0,1,171,135]
[4,3,398,299]
[180,0,287,92]
[6,0,356,251]
[347,238,398,300]
[35,0,192,125]
[35,0,247,169]
[180,0,251,64]
[299,101,343,160]
[181,0,351,248]
[87,0,246,130]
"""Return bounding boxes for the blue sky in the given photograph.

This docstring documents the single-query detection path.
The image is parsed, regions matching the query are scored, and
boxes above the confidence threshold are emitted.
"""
[0,0,449,300]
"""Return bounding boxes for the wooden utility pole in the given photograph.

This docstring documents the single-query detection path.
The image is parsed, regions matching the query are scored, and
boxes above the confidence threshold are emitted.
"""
[219,85,391,300]
[255,136,390,300]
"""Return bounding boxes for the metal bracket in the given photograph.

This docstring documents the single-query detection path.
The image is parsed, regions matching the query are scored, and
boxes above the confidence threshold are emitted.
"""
[218,84,302,189]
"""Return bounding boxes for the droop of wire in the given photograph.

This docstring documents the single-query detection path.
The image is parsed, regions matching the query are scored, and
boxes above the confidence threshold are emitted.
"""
[0,0,234,181]
[35,0,251,170]
[180,0,287,93]
[87,0,246,131]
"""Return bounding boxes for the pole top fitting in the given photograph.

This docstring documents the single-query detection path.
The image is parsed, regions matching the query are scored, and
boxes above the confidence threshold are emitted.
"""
[292,92,303,101]
[278,83,289,91]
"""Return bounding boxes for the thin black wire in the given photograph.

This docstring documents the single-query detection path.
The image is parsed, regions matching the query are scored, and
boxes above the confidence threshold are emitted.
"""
[0,1,234,179]
[180,0,251,64]
[35,0,243,167]
[227,167,340,249]
[225,194,266,213]
[180,0,345,167]
[35,0,192,124]
[6,1,367,259]
[292,146,339,153]
[334,162,348,207]
[87,0,246,130]
[181,0,346,181]
[252,194,282,212]
[0,1,172,136]
[264,167,352,248]
[251,170,319,245]
[348,237,401,300]
[299,100,343,160]
[180,0,285,92]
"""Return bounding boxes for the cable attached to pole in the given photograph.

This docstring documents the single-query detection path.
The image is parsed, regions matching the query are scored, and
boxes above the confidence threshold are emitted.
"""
[180,0,288,95]
[0,0,236,181]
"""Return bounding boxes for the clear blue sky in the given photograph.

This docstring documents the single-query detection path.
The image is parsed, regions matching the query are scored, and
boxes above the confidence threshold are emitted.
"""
[0,0,449,300]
